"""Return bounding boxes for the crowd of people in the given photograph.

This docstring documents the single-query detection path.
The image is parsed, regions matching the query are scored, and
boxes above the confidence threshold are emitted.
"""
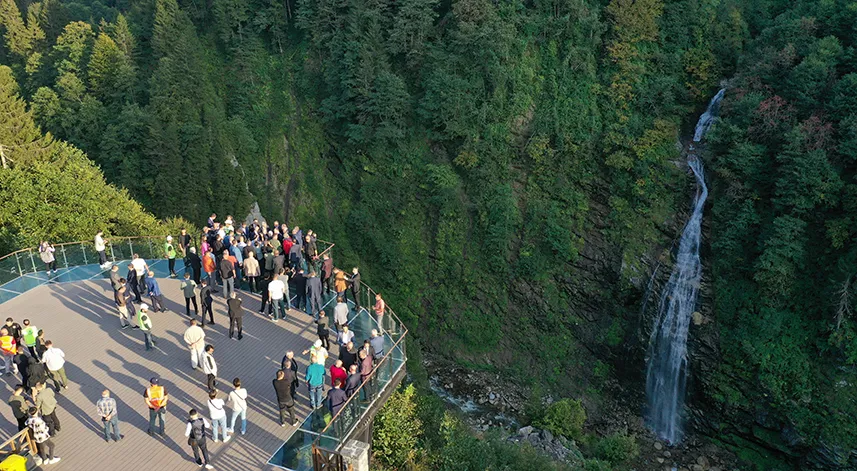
[15,213,394,469]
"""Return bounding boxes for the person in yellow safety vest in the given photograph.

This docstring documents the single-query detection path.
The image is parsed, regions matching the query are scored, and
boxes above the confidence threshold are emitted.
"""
[144,377,168,436]
[0,327,18,376]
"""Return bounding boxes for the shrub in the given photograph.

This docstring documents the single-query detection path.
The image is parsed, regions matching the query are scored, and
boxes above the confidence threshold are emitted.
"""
[374,384,423,468]
[592,429,640,464]
[582,459,612,471]
[535,398,586,440]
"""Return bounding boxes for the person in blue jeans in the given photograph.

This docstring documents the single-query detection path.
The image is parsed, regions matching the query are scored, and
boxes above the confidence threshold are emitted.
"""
[96,389,122,442]
[306,358,325,409]
[227,378,248,435]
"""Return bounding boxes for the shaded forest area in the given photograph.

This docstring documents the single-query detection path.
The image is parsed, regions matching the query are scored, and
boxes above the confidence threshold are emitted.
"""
[2,0,857,469]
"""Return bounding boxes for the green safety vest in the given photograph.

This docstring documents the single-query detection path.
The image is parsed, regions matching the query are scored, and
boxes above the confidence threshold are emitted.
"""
[138,311,152,331]
[22,327,37,347]
[164,242,176,259]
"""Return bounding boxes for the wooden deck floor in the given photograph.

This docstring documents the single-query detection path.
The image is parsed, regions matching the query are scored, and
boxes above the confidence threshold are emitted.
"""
[0,276,332,471]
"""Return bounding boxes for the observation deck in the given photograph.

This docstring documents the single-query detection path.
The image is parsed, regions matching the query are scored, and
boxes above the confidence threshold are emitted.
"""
[0,237,407,471]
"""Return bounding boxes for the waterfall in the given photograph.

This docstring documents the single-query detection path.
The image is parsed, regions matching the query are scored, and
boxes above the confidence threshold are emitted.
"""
[644,89,725,444]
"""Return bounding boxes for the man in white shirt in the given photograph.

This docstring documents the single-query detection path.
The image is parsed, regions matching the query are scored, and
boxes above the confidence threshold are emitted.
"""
[42,341,68,392]
[94,231,109,268]
[182,320,205,370]
[267,272,289,322]
[130,254,148,293]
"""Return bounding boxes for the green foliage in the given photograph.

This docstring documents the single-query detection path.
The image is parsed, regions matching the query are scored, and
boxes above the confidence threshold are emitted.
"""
[535,399,587,440]
[374,384,423,468]
[591,429,640,465]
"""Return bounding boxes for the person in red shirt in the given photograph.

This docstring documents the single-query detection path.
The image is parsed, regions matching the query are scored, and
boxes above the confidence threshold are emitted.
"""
[281,237,293,258]
[329,359,347,389]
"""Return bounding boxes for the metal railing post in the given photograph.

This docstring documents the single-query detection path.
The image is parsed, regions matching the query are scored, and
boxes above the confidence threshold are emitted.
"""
[28,250,36,272]
[109,242,115,263]
[14,253,22,277]
[60,245,68,268]
[128,238,134,258]
[82,244,88,264]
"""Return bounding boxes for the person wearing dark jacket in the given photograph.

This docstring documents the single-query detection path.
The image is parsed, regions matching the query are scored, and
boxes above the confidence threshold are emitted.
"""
[349,268,361,309]
[272,250,285,276]
[274,369,296,426]
[13,346,29,388]
[359,350,374,401]
[227,293,243,340]
[316,312,330,350]
[292,269,307,313]
[288,243,302,270]
[199,280,215,327]
[327,382,347,423]
[321,255,334,295]
[306,271,323,320]
[219,254,235,300]
[339,341,357,371]
[344,364,361,398]
[280,351,299,398]
[186,248,202,284]
[258,274,272,315]
[126,264,142,303]
[27,361,48,396]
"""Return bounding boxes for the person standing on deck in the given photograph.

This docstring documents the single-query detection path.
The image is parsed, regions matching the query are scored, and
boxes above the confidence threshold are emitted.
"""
[183,320,206,370]
[144,377,167,436]
[109,265,121,293]
[96,389,122,442]
[95,230,109,268]
[281,351,298,398]
[0,327,17,376]
[202,345,218,392]
[306,357,325,410]
[227,378,248,435]
[164,236,178,278]
[41,342,68,392]
[34,382,60,435]
[219,250,235,300]
[27,407,60,465]
[39,242,56,274]
[334,297,349,333]
[243,251,260,293]
[349,267,361,309]
[130,254,148,294]
[268,272,288,322]
[273,369,296,427]
[21,320,39,360]
[185,409,214,469]
[206,390,230,443]
[306,271,323,321]
[187,247,202,284]
[199,280,215,327]
[181,273,199,317]
[321,255,334,295]
[115,279,132,329]
[145,271,166,313]
[227,292,244,341]
[126,263,142,303]
[8,385,28,431]
[137,304,156,351]
[202,248,217,292]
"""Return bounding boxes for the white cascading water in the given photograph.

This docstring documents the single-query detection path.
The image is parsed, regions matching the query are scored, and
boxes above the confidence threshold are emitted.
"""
[644,89,725,444]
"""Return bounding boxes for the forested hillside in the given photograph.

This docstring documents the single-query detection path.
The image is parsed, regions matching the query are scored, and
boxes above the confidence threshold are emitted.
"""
[1,0,855,469]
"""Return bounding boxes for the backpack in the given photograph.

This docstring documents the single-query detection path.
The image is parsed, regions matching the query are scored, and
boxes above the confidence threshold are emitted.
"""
[189,418,205,441]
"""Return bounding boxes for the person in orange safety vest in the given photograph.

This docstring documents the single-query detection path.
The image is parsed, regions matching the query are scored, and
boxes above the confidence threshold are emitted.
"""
[144,377,168,436]
[0,327,18,376]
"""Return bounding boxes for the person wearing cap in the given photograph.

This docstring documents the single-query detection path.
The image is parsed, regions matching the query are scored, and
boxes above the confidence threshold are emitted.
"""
[96,389,121,442]
[185,408,214,469]
[20,319,39,360]
[144,377,167,436]
[137,304,156,351]
[164,235,178,278]
[145,271,166,313]
[302,339,328,366]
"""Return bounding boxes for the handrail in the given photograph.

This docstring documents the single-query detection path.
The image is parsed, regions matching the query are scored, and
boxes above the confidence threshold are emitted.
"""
[0,236,337,265]
[0,428,36,457]
[310,296,409,456]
